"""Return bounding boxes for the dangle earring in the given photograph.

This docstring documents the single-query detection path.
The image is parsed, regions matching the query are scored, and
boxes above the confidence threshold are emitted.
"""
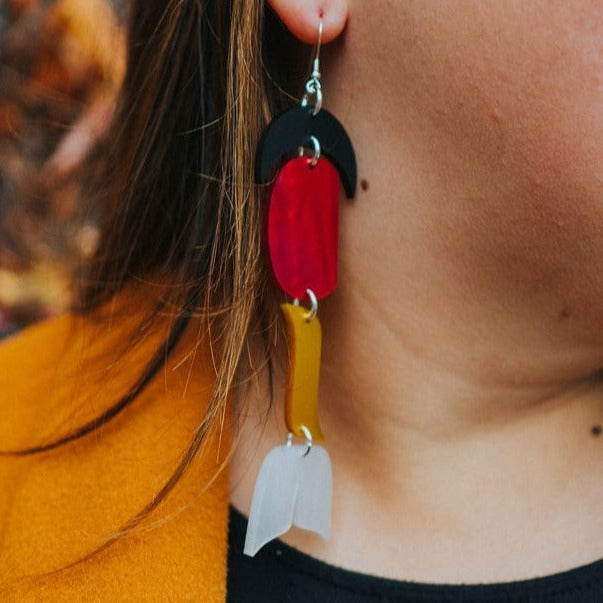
[244,18,357,557]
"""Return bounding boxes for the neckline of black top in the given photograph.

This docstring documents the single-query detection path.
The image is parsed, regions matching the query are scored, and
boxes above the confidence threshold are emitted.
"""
[227,505,603,602]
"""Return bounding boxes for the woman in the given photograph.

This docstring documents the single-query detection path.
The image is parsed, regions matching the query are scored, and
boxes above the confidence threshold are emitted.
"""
[1,0,602,600]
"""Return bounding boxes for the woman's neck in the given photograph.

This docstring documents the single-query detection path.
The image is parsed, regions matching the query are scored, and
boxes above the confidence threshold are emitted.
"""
[232,36,603,579]
[230,282,603,583]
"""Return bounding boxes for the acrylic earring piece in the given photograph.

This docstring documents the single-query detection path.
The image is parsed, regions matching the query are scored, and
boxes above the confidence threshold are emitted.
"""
[243,442,332,557]
[255,106,357,199]
[244,18,356,557]
[267,156,340,300]
[281,302,325,442]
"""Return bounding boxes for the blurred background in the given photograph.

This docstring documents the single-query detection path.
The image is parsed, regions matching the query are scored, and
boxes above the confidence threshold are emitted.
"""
[0,0,127,338]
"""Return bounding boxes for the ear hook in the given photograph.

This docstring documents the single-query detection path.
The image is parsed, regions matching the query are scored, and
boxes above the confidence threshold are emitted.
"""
[301,19,324,115]
[312,19,323,81]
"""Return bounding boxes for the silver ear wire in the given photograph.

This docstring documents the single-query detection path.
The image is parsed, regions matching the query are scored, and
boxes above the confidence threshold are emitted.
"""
[312,19,323,80]
[301,19,324,116]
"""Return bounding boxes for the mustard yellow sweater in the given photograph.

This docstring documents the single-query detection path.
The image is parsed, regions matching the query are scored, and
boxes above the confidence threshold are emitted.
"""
[0,288,229,601]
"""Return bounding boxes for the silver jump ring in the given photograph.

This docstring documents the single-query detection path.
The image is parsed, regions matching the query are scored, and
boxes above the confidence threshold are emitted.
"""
[301,81,323,116]
[304,289,318,321]
[292,289,318,320]
[300,425,313,457]
[309,136,321,166]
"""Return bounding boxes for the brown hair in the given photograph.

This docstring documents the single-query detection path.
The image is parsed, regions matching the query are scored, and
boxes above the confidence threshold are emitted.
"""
[13,0,307,554]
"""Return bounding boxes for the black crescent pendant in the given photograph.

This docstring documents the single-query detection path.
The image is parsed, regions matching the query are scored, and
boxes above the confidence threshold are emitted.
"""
[255,106,357,198]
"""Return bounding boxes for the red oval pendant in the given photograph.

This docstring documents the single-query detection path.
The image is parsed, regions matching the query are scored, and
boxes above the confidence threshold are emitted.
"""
[267,156,340,300]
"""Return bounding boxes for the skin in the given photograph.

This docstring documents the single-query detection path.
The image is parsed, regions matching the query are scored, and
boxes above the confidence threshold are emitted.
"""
[231,0,603,583]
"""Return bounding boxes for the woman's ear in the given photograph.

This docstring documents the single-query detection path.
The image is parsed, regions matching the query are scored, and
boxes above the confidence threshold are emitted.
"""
[266,0,349,44]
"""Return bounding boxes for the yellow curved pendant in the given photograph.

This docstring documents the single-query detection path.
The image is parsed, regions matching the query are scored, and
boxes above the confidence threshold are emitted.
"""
[280,303,324,443]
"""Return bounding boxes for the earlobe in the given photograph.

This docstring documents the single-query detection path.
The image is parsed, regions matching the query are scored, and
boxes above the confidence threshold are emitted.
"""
[266,0,348,44]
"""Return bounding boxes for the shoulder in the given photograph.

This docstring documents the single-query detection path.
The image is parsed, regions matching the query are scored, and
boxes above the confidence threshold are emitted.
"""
[0,289,229,601]
[0,314,77,409]
[0,313,105,449]
[0,283,214,445]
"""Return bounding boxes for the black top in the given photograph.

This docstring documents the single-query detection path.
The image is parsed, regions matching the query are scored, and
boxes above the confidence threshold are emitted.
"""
[227,506,603,602]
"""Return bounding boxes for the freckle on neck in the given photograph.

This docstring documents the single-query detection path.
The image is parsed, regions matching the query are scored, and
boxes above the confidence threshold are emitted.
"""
[591,425,601,437]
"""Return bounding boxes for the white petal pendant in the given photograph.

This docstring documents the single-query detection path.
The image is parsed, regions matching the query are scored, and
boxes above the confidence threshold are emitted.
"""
[243,443,332,557]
